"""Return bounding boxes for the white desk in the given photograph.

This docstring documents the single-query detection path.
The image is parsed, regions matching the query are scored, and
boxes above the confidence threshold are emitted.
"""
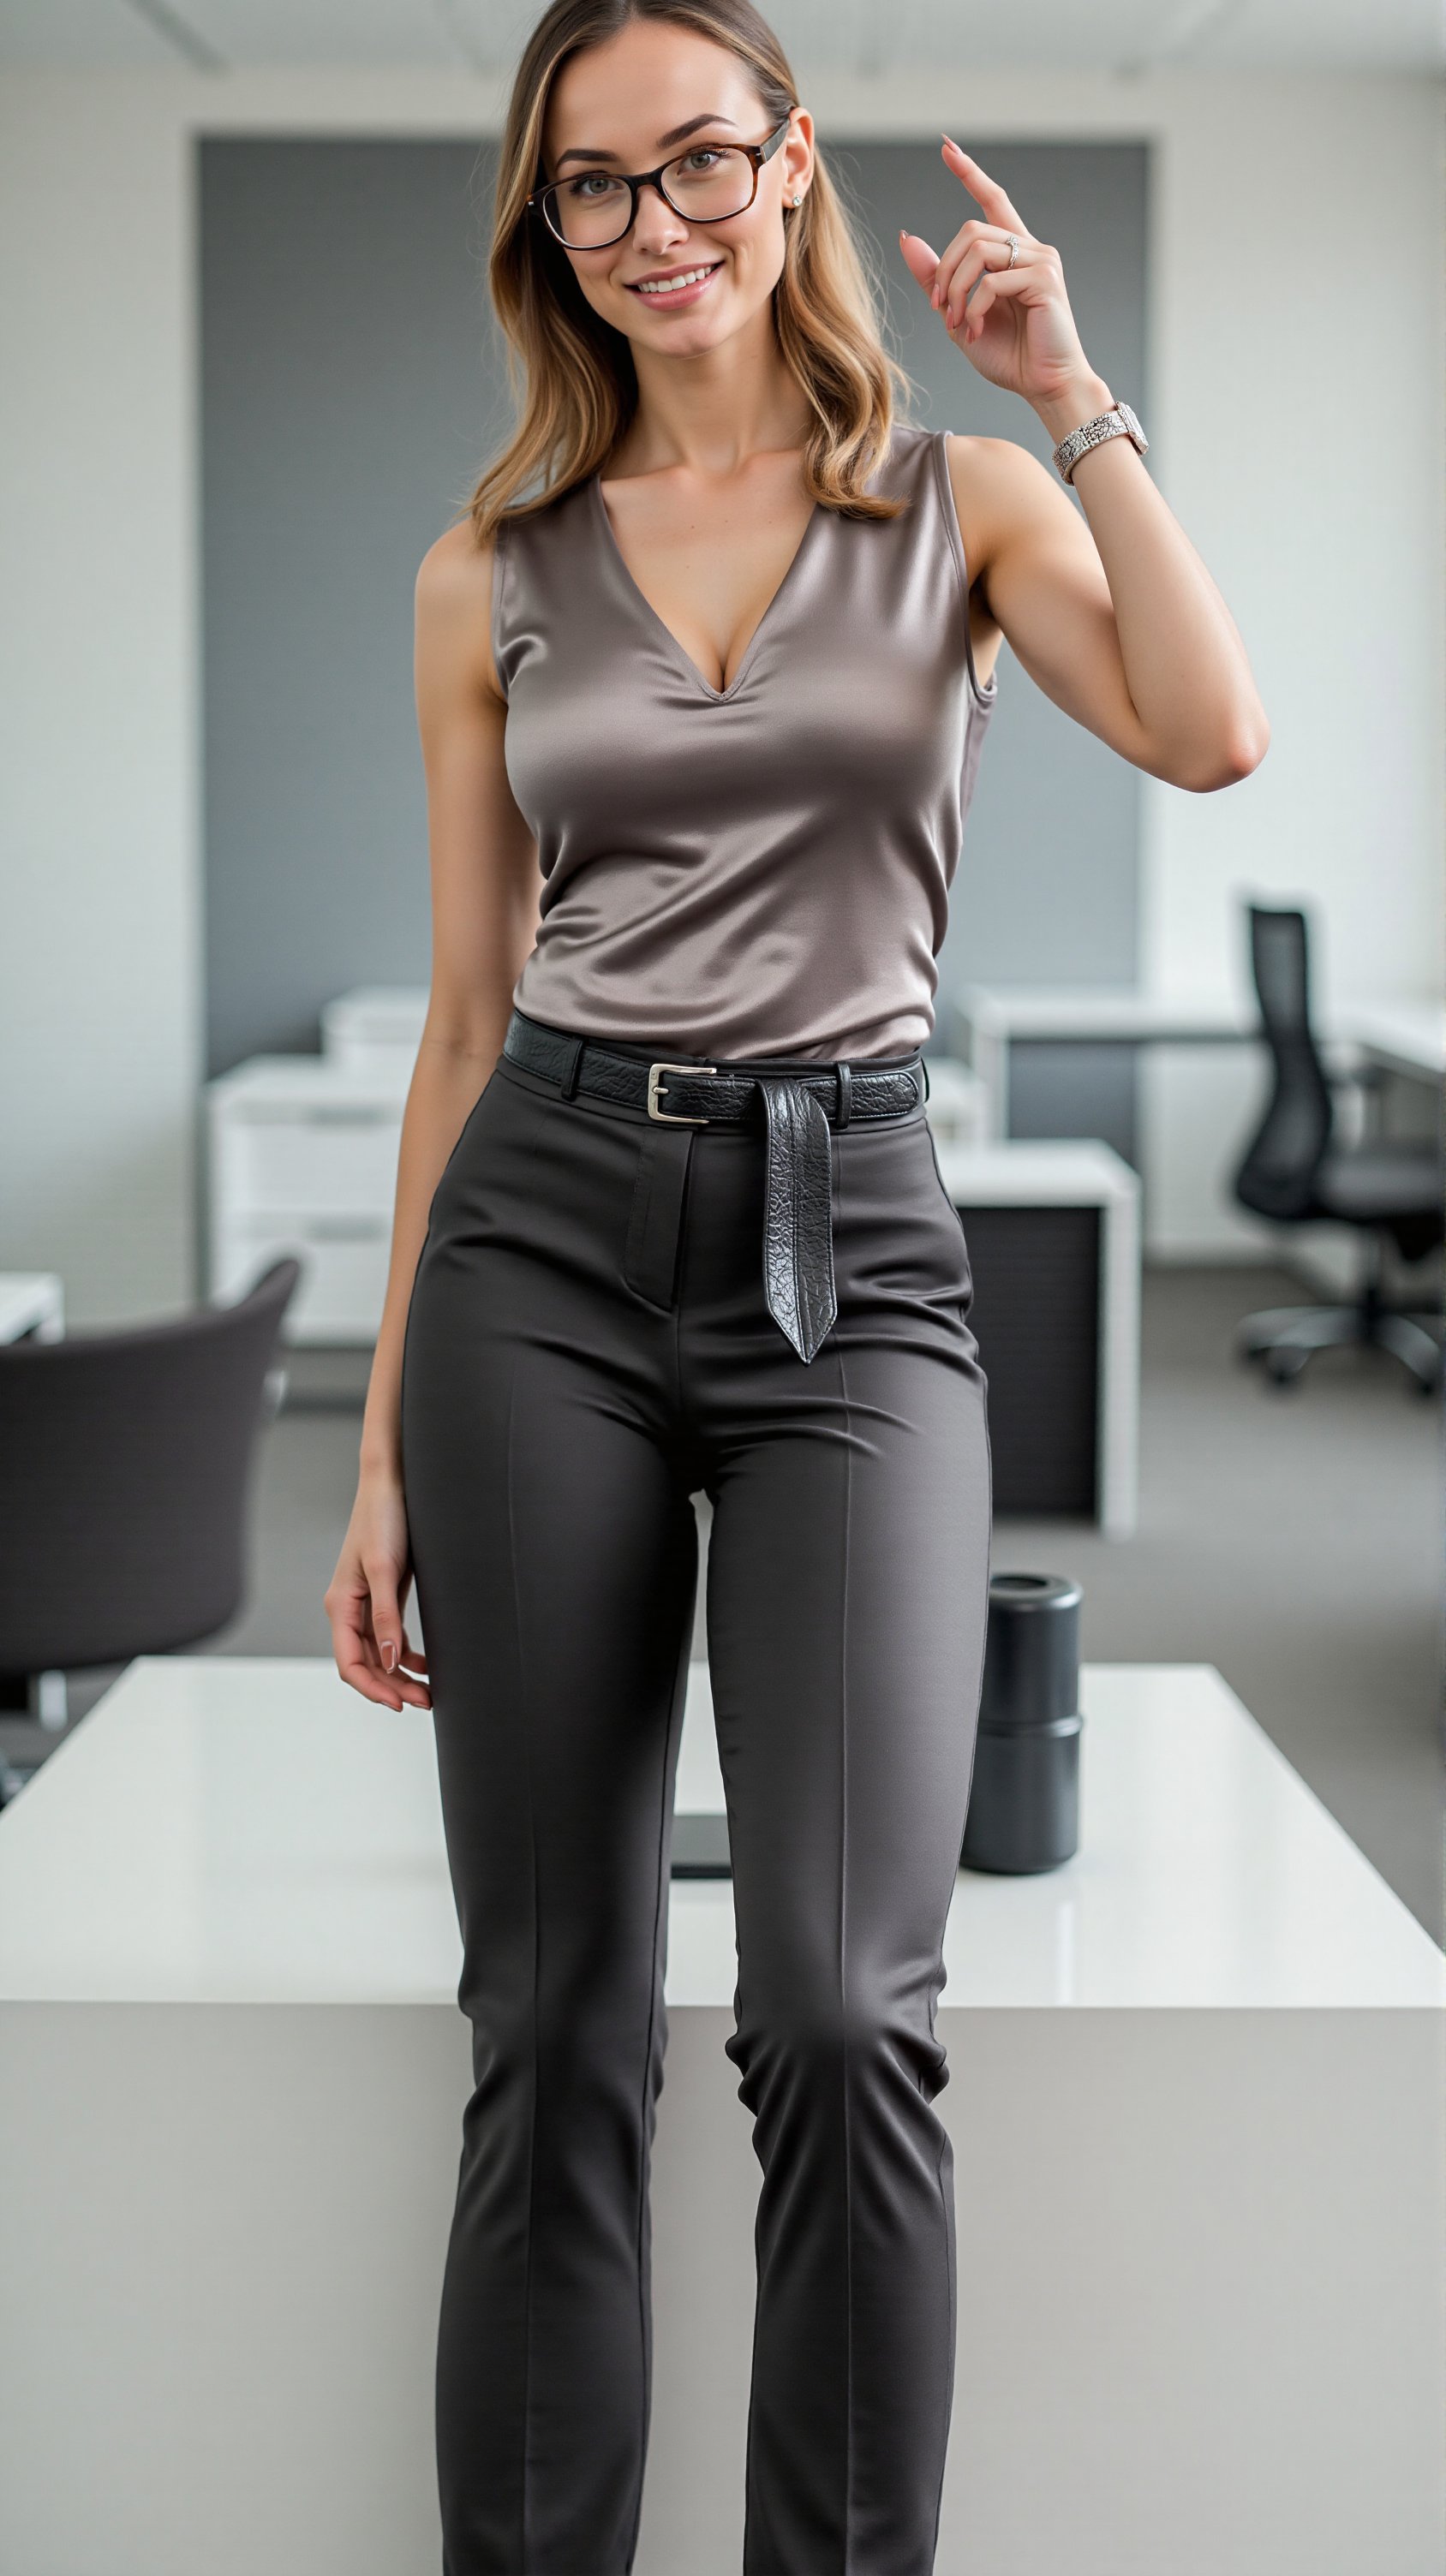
[935,1140,1140,1535]
[959,981,1445,1136]
[1,1655,1440,2576]
[1344,998,1446,1087]
[957,984,1255,1141]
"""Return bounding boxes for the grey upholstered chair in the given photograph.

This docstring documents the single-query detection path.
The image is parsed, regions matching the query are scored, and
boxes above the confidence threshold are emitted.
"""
[1233,907,1443,1390]
[0,1260,300,1753]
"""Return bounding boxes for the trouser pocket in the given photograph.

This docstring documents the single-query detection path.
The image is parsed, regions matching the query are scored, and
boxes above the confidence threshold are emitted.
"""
[622,1127,693,1309]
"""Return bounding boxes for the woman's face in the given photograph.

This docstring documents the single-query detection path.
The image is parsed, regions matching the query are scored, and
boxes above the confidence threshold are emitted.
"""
[540,19,813,358]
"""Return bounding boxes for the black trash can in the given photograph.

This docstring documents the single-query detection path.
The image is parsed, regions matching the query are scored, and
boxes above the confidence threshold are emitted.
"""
[961,1571,1083,1875]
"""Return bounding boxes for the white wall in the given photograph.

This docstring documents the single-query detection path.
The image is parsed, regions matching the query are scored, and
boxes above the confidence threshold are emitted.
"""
[2,64,1441,1316]
[0,78,199,1321]
[1141,72,1445,1256]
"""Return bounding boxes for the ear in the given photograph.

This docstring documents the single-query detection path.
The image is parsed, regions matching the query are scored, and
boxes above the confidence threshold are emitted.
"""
[781,106,815,206]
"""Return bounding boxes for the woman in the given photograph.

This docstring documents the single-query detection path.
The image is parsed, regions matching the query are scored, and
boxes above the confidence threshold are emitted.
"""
[325,3,1268,2567]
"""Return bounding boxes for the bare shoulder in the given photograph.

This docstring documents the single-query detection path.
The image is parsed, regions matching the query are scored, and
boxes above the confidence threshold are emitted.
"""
[417,513,495,603]
[942,430,1070,583]
[415,516,503,703]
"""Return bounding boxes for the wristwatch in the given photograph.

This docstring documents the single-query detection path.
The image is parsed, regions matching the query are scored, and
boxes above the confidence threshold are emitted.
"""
[1052,400,1148,486]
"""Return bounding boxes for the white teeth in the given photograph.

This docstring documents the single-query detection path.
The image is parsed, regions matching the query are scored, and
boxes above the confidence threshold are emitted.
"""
[633,266,716,294]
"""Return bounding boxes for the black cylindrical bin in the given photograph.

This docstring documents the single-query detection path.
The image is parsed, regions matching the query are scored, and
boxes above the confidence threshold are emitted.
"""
[960,1572,1083,1874]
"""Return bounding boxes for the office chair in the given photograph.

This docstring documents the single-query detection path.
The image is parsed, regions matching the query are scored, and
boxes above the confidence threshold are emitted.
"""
[0,1259,300,1757]
[1232,906,1443,1391]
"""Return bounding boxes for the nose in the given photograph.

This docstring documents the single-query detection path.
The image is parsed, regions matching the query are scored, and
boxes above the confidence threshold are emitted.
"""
[628,177,690,255]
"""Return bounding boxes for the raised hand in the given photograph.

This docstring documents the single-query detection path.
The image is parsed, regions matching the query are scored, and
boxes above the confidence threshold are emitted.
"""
[899,138,1102,420]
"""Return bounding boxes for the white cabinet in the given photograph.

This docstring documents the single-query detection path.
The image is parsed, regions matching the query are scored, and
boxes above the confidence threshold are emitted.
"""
[319,985,427,1082]
[206,1058,405,1345]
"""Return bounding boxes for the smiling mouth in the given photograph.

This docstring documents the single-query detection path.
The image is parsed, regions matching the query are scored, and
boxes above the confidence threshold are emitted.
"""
[625,262,723,302]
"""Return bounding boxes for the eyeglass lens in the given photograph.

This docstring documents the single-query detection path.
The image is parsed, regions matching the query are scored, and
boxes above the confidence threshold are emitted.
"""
[545,146,756,247]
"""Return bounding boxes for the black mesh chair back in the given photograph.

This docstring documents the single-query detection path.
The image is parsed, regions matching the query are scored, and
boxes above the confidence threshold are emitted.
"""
[1233,905,1335,1222]
[0,1259,299,1675]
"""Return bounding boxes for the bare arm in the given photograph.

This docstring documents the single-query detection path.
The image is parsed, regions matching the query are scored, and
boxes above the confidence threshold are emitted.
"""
[947,428,1270,791]
[902,137,1270,793]
[325,519,539,1709]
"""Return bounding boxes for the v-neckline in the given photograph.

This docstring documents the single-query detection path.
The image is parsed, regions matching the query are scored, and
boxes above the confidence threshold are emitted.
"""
[590,468,823,704]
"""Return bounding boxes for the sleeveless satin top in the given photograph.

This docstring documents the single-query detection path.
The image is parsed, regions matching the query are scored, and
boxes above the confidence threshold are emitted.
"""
[495,421,998,1063]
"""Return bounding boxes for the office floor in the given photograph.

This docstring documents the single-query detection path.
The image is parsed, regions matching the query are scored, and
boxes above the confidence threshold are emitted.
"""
[13,1265,1443,1944]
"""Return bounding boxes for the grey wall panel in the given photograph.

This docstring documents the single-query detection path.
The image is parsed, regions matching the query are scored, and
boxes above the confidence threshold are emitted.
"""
[200,139,505,1075]
[834,140,1149,1157]
[1008,1041,1139,1168]
[201,137,1148,1112]
[832,139,1148,1000]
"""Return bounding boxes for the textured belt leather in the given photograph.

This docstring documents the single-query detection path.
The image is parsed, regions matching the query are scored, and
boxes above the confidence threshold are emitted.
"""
[501,1009,925,1365]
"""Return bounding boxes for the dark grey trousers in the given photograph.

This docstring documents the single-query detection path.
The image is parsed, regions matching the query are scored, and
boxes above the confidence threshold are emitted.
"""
[400,1038,992,2576]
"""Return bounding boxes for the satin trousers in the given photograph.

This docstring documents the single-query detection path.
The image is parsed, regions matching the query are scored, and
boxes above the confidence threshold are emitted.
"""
[399,1036,992,2576]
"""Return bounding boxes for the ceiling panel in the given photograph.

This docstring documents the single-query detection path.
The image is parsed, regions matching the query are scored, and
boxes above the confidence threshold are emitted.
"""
[1191,0,1445,68]
[0,0,1439,72]
[0,0,174,63]
[176,0,463,69]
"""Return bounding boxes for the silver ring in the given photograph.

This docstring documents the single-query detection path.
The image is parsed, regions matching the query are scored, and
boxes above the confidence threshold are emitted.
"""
[1005,232,1020,268]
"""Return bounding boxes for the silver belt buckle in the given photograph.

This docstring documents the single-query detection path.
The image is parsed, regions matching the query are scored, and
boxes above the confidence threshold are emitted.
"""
[647,1060,717,1124]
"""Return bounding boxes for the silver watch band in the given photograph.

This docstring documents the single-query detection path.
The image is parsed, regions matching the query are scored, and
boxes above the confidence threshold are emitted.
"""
[1052,400,1148,486]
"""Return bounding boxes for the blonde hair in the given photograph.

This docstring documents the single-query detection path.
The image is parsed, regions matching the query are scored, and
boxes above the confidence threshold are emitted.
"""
[468,0,911,541]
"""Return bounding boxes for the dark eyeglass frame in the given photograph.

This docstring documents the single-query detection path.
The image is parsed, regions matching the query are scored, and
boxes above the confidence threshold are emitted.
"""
[527,111,794,250]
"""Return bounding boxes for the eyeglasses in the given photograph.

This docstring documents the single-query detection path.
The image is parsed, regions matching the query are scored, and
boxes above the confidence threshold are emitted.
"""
[528,112,793,250]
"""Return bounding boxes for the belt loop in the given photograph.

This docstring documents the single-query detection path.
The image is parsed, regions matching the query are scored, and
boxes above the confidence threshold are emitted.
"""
[834,1061,851,1130]
[920,1058,930,1106]
[559,1036,584,1100]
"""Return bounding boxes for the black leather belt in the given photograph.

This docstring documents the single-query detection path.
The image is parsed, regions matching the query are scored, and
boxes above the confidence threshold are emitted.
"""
[501,1008,926,1364]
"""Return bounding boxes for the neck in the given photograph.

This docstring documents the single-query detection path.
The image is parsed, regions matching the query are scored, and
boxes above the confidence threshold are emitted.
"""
[612,301,811,480]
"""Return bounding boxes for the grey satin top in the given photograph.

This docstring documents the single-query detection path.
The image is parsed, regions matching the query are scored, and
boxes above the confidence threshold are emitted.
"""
[496,421,998,1063]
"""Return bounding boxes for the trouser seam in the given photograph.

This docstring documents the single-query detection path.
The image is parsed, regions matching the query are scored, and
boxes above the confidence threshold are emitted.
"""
[929,2120,953,2568]
[837,1141,857,2570]
[505,1360,540,2569]
[624,1647,678,2571]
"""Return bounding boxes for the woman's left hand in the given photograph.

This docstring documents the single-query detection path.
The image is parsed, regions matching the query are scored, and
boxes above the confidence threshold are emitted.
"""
[899,140,1098,418]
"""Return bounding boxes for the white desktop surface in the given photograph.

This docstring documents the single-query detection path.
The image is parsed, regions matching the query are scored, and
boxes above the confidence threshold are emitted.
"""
[1342,997,1446,1082]
[956,982,1446,1074]
[930,1136,1137,1205]
[1,1655,1438,2015]
[957,984,1253,1041]
[206,1055,409,1109]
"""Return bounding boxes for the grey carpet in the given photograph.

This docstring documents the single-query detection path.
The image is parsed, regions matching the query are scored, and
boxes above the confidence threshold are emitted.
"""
[983,1265,1444,1945]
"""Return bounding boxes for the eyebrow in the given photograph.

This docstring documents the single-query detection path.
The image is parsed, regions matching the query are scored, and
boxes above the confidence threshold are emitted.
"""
[553,113,739,171]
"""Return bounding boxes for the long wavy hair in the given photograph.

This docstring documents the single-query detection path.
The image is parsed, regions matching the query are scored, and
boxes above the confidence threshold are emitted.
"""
[468,0,911,540]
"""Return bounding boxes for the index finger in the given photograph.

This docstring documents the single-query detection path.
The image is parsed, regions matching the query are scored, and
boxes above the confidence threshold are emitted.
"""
[941,136,1026,236]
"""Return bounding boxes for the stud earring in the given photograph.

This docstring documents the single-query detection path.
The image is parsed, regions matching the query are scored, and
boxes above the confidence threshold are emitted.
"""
[792,192,804,205]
